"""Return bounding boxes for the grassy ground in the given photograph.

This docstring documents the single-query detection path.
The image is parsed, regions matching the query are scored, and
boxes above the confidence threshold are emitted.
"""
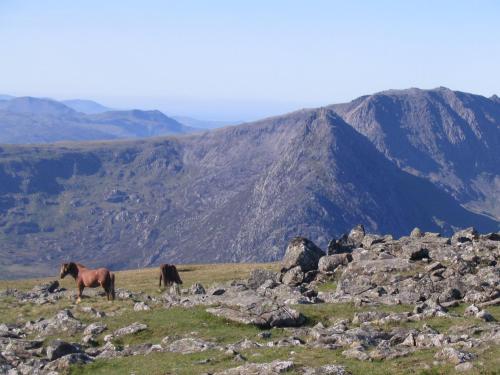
[1,263,499,375]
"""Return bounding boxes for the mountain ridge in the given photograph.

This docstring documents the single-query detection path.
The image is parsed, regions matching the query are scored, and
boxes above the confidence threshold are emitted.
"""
[330,87,500,220]
[0,93,498,279]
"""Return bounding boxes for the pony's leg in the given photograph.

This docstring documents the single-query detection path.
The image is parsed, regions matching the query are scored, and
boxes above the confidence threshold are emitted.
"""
[158,273,163,292]
[104,284,110,301]
[76,283,84,304]
[174,283,180,295]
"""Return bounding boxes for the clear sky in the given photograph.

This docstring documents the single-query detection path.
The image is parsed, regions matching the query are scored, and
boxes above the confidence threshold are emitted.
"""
[1,0,499,121]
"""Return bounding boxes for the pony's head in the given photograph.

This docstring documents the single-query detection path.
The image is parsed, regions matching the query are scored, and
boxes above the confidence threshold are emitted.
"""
[60,262,77,279]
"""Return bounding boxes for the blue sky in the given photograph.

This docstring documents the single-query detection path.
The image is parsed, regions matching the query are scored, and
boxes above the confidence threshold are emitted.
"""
[0,0,499,120]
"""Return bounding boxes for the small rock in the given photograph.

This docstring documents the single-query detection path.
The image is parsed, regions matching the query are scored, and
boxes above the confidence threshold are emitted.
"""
[281,266,304,286]
[46,340,81,361]
[476,310,495,322]
[134,302,151,311]
[247,269,278,290]
[83,322,107,336]
[257,331,272,339]
[318,254,353,273]
[190,283,206,295]
[410,227,423,238]
[113,322,147,338]
[434,347,474,364]
[451,228,479,244]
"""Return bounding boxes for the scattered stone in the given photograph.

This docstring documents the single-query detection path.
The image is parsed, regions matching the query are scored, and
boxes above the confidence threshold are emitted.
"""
[476,310,496,322]
[248,269,278,290]
[318,254,353,273]
[451,227,479,244]
[25,309,84,336]
[167,338,217,354]
[212,288,226,296]
[189,283,206,295]
[45,353,93,371]
[83,322,107,336]
[113,322,147,338]
[257,331,272,339]
[46,340,81,361]
[206,302,305,328]
[342,346,370,361]
[434,347,474,364]
[134,302,151,311]
[303,364,351,374]
[282,266,304,286]
[410,227,423,238]
[214,360,294,374]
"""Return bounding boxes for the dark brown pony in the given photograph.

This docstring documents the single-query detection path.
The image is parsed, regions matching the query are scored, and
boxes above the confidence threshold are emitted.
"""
[159,264,182,293]
[60,262,115,303]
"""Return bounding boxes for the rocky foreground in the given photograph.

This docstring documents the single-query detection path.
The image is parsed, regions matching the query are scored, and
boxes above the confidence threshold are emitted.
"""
[0,226,499,374]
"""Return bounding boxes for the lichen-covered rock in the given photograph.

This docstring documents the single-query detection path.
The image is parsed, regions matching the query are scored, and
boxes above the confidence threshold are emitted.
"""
[410,227,423,238]
[25,309,84,336]
[206,301,305,328]
[303,364,351,375]
[214,360,294,374]
[348,224,365,247]
[166,338,217,354]
[45,352,93,371]
[247,269,278,290]
[282,237,325,272]
[113,322,147,338]
[83,322,107,336]
[318,254,353,273]
[434,347,474,364]
[190,283,206,295]
[46,340,81,361]
[133,302,151,311]
[451,227,479,244]
[281,266,304,286]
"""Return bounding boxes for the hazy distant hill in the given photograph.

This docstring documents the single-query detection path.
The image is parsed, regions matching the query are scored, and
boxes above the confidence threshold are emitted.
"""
[0,97,195,144]
[0,96,497,278]
[330,87,500,220]
[62,99,112,114]
[172,115,241,129]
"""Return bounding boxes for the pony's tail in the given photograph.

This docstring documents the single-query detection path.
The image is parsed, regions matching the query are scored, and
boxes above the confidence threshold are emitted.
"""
[110,273,116,301]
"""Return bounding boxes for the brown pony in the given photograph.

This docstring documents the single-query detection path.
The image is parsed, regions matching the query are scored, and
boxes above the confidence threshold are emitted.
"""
[60,262,115,303]
[159,264,183,294]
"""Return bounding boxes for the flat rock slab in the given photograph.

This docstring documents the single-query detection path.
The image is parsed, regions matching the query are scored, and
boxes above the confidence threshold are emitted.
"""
[166,338,217,354]
[207,301,305,328]
[113,322,147,338]
[215,360,294,374]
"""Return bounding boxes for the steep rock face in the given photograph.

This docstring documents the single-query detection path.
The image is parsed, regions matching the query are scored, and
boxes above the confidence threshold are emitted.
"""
[330,87,500,220]
[0,108,496,278]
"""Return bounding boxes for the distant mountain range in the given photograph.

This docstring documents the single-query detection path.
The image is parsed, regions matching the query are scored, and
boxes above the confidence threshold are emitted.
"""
[0,96,196,144]
[61,99,112,114]
[0,95,245,144]
[0,87,498,279]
